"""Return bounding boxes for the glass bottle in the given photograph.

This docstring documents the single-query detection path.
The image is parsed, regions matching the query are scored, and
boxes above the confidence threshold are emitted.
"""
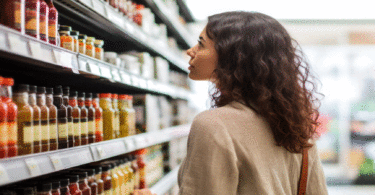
[29,85,41,153]
[59,178,71,195]
[39,0,49,42]
[99,94,115,141]
[88,165,104,195]
[46,88,58,150]
[37,182,52,195]
[63,87,74,148]
[81,169,98,195]
[14,187,34,195]
[113,161,125,195]
[51,180,61,195]
[69,91,81,147]
[45,0,58,45]
[85,93,95,144]
[37,86,50,152]
[125,96,136,136]
[109,163,119,195]
[59,26,74,51]
[2,78,18,157]
[129,155,139,191]
[25,0,40,39]
[54,86,68,149]
[118,95,128,138]
[94,40,104,61]
[101,165,112,195]
[92,93,103,142]
[0,0,25,33]
[78,92,88,145]
[111,94,120,139]
[85,37,95,58]
[13,84,33,155]
[0,78,8,159]
[124,158,135,194]
[70,31,79,53]
[78,34,87,55]
[66,175,82,195]
[136,150,146,189]
[71,172,91,195]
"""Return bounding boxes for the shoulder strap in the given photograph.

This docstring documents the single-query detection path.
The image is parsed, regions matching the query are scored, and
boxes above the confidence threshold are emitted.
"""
[298,148,309,195]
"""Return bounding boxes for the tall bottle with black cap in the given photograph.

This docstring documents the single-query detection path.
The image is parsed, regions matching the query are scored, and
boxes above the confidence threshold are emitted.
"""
[59,178,71,195]
[54,86,68,149]
[13,84,33,155]
[78,92,88,145]
[69,91,81,146]
[51,180,61,195]
[29,85,42,154]
[37,182,53,195]
[46,88,58,150]
[66,174,83,195]
[37,86,50,152]
[63,86,74,147]
[85,93,96,144]
[92,93,103,142]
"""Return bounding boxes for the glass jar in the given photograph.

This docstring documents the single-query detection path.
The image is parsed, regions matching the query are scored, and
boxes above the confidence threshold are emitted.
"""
[0,0,25,33]
[78,34,87,55]
[94,40,104,61]
[59,25,74,51]
[85,37,96,58]
[99,94,115,141]
[70,31,79,53]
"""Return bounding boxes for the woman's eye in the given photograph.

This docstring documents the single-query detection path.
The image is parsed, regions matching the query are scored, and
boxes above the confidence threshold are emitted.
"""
[197,40,203,47]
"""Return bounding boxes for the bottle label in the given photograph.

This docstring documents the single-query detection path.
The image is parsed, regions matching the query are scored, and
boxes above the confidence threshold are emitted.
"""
[62,40,74,51]
[104,190,111,195]
[34,120,42,142]
[81,120,88,134]
[58,122,68,138]
[68,120,74,136]
[8,121,17,143]
[41,120,49,140]
[25,8,38,36]
[129,112,136,135]
[86,48,94,57]
[95,48,103,60]
[79,42,86,54]
[14,1,22,30]
[88,120,95,134]
[49,119,58,139]
[74,39,78,53]
[39,14,47,40]
[23,122,33,144]
[48,20,57,43]
[0,122,7,145]
[73,119,81,136]
[96,118,103,134]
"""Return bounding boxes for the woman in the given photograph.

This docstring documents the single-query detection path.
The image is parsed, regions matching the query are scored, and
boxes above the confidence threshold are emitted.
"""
[135,11,328,195]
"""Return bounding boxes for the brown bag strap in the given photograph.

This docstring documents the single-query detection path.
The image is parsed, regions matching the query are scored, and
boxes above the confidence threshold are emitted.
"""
[298,148,309,195]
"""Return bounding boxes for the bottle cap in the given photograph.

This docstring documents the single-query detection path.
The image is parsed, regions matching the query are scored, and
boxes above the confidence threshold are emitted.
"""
[29,85,37,93]
[63,86,70,96]
[46,87,53,94]
[70,31,79,36]
[78,92,85,98]
[118,94,127,100]
[86,37,96,43]
[13,84,29,93]
[79,168,95,177]
[65,175,79,183]
[70,91,78,97]
[94,39,104,47]
[37,86,46,94]
[78,34,87,40]
[59,178,70,187]
[54,86,63,95]
[37,183,52,192]
[86,165,102,174]
[101,164,111,172]
[86,93,92,98]
[3,78,14,86]
[99,93,111,98]
[92,93,99,98]
[70,171,88,180]
[51,180,61,189]
[59,25,72,31]
[112,94,118,99]
[14,187,34,195]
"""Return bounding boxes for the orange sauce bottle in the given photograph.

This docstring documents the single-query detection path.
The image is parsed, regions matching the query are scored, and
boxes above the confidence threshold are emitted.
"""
[111,94,120,139]
[69,91,81,147]
[85,93,95,144]
[2,78,18,157]
[36,86,50,152]
[0,77,8,158]
[13,84,33,155]
[29,85,41,154]
[53,86,68,149]
[46,88,58,150]
[78,92,88,145]
[63,87,74,147]
[92,93,103,142]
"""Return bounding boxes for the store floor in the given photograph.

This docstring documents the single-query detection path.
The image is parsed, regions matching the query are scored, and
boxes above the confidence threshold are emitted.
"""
[327,185,375,195]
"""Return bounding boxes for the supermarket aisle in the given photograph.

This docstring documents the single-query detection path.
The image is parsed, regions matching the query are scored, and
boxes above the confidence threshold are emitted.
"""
[328,185,375,195]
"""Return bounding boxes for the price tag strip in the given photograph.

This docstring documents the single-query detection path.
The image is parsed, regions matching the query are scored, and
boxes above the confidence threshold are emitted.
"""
[0,31,7,50]
[97,146,107,159]
[139,78,148,89]
[105,6,125,28]
[124,138,135,152]
[131,75,140,87]
[92,0,106,16]
[29,41,43,60]
[60,51,73,68]
[25,158,42,177]
[124,21,135,35]
[8,34,29,56]
[88,63,101,75]
[79,0,93,7]
[120,71,132,85]
[100,65,112,79]
[111,68,122,82]
[0,164,9,184]
[79,59,88,71]
[49,155,64,171]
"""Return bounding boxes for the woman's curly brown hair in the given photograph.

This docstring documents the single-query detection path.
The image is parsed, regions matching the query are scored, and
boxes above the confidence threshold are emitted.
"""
[206,11,323,153]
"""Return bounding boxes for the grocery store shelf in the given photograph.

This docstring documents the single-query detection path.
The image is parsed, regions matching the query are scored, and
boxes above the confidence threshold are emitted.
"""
[0,124,191,186]
[150,165,180,194]
[176,0,195,23]
[54,0,190,73]
[0,24,191,100]
[143,0,195,49]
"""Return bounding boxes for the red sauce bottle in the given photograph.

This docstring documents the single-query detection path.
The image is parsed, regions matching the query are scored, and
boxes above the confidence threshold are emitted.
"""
[0,77,8,159]
[78,92,88,145]
[81,169,98,195]
[37,182,52,195]
[45,0,57,45]
[51,180,61,195]
[39,0,48,42]
[92,93,103,142]
[59,178,71,195]
[0,0,25,33]
[71,171,91,195]
[136,149,146,189]
[2,78,18,157]
[85,93,95,144]
[87,165,104,195]
[25,0,40,39]
[101,164,112,195]
[69,91,81,147]
[66,175,82,195]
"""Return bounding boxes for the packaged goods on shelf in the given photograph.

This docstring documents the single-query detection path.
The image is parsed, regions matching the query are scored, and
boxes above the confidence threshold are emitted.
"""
[144,145,165,186]
[133,94,161,133]
[169,70,190,90]
[137,52,155,80]
[119,53,141,75]
[158,96,172,129]
[171,99,189,126]
[154,57,170,84]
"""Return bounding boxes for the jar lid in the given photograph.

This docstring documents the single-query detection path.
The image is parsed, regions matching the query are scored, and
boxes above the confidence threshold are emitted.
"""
[46,87,54,94]
[99,93,112,98]
[112,94,118,99]
[37,86,46,94]
[3,78,14,86]
[54,86,63,95]
[78,34,87,40]
[59,25,72,31]
[70,31,79,36]
[59,30,71,35]
[104,52,117,59]
[78,92,85,98]
[37,183,52,192]
[118,94,128,100]
[13,84,29,93]
[86,37,96,43]
[29,85,37,93]
[94,39,104,46]
[63,86,70,96]
[86,93,92,98]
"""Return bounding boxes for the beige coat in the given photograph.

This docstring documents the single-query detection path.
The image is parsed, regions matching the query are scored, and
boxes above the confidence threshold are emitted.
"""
[178,101,328,195]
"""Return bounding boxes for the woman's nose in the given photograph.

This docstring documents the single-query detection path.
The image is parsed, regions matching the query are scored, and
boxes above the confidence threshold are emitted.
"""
[187,47,195,58]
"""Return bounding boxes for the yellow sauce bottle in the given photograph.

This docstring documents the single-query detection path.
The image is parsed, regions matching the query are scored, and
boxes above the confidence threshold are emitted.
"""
[109,163,120,195]
[99,93,115,140]
[120,159,130,195]
[125,96,136,136]
[118,95,129,138]
[125,158,135,194]
[111,94,120,138]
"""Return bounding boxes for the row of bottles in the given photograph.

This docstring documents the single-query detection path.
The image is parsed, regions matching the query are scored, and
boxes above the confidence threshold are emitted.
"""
[0,151,147,195]
[0,77,136,159]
